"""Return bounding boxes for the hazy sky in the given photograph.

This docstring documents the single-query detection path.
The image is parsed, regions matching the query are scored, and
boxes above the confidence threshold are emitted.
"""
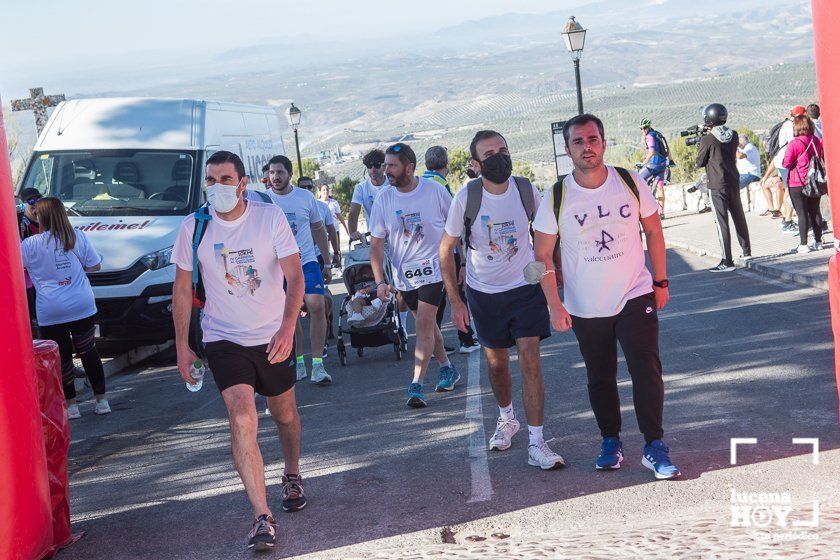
[1,0,582,99]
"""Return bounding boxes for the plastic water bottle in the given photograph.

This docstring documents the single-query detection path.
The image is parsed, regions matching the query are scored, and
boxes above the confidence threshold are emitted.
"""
[187,360,205,392]
[16,203,26,214]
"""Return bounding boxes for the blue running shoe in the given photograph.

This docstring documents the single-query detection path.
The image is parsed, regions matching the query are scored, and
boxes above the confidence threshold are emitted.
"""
[595,436,623,470]
[407,383,427,408]
[435,364,461,392]
[642,439,681,479]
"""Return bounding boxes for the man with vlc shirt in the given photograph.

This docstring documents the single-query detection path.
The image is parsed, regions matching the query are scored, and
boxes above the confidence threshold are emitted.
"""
[255,155,333,386]
[533,114,681,481]
[369,143,460,408]
[440,130,565,470]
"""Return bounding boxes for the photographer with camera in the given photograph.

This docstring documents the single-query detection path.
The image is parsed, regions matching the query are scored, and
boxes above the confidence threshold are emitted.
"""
[695,103,751,272]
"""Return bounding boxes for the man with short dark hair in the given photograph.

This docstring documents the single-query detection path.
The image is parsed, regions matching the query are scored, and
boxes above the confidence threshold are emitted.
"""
[255,155,333,385]
[423,146,480,354]
[171,150,306,551]
[441,131,565,469]
[370,143,459,407]
[807,103,822,139]
[349,149,390,242]
[533,114,681,480]
[18,187,43,334]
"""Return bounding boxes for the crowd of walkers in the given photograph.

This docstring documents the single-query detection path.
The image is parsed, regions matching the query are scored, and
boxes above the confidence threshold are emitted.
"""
[17,105,826,552]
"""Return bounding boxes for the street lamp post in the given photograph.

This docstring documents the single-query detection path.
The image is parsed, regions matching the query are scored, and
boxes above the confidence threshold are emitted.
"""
[285,102,303,178]
[562,16,587,115]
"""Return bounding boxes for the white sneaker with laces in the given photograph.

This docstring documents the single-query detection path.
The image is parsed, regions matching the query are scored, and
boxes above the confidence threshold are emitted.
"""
[67,404,81,419]
[795,244,812,254]
[95,399,111,415]
[310,363,332,386]
[296,360,308,381]
[459,340,481,354]
[488,417,520,451]
[528,439,566,470]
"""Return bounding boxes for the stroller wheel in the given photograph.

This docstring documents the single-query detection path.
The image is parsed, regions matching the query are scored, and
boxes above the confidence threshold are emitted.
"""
[338,342,347,367]
[394,341,403,361]
[357,347,364,357]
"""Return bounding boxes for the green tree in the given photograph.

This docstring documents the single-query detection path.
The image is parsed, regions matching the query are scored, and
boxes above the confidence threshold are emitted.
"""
[447,147,471,190]
[293,157,320,182]
[668,136,701,184]
[332,176,355,213]
[512,160,535,182]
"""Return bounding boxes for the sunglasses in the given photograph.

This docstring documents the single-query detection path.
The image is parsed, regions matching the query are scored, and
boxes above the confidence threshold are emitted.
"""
[366,163,383,170]
[26,197,41,206]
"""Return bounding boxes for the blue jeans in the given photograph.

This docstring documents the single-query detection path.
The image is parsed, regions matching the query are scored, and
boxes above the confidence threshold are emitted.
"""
[738,173,760,190]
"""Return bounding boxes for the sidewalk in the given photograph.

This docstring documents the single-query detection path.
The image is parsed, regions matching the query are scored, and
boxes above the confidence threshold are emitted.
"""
[661,209,834,290]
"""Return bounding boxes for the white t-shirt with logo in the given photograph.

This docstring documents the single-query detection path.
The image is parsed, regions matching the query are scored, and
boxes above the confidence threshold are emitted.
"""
[444,178,542,294]
[533,166,659,318]
[352,178,390,220]
[314,199,335,258]
[22,230,101,326]
[171,201,300,346]
[325,198,341,219]
[369,177,452,292]
[261,187,322,266]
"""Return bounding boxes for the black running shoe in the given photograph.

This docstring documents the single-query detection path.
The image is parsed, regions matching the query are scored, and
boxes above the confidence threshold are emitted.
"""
[247,514,276,551]
[709,260,735,273]
[281,474,307,512]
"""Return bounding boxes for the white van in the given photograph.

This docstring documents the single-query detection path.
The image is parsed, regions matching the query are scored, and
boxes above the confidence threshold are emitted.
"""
[17,97,286,350]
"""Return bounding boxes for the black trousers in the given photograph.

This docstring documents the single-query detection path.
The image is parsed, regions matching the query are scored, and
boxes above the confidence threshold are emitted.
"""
[788,187,823,245]
[437,251,475,345]
[571,293,664,443]
[40,314,106,400]
[710,183,751,262]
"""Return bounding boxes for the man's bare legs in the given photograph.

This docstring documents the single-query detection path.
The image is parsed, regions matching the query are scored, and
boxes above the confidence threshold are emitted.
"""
[411,301,446,384]
[485,336,544,428]
[266,387,301,476]
[221,384,271,518]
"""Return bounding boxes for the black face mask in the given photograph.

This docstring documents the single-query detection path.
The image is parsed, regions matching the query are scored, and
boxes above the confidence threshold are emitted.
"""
[479,153,513,184]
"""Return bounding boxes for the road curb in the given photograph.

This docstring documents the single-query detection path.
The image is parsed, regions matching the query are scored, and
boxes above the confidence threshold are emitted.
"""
[103,341,174,378]
[665,240,828,291]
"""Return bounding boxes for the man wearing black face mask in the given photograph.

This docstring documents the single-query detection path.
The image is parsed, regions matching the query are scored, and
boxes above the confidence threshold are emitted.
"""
[440,131,563,470]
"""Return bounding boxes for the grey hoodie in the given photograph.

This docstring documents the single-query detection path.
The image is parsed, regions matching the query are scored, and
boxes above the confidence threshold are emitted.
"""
[711,125,734,144]
[696,126,740,189]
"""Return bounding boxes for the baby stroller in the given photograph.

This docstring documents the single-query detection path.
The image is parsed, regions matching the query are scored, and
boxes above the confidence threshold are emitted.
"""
[336,236,408,366]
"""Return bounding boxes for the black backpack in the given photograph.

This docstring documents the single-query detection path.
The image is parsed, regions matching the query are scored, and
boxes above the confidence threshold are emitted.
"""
[462,176,536,251]
[764,120,787,159]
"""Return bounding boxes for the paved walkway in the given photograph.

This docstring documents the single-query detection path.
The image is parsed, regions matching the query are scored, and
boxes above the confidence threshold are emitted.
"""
[661,209,835,290]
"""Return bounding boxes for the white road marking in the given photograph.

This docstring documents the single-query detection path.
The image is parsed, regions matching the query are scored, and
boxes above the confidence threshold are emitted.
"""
[465,350,492,502]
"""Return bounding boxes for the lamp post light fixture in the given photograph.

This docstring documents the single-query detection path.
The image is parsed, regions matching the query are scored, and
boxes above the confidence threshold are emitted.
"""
[285,102,303,178]
[562,16,587,115]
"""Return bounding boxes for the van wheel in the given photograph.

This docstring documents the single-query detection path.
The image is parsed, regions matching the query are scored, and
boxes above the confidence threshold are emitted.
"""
[189,308,205,359]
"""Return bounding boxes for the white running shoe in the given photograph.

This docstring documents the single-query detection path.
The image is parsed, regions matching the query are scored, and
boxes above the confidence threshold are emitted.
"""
[310,363,332,386]
[795,244,812,254]
[67,404,81,419]
[488,417,520,451]
[528,439,566,470]
[95,399,112,415]
[296,360,307,381]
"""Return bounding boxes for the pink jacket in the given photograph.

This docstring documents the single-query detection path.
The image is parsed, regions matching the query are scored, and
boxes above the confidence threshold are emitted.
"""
[783,134,823,188]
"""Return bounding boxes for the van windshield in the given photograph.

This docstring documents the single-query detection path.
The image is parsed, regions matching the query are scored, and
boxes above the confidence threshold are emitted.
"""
[20,150,196,216]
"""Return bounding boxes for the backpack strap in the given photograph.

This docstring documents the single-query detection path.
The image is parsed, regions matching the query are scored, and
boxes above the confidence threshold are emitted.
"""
[462,178,484,251]
[255,190,271,203]
[192,205,211,289]
[552,174,568,224]
[512,176,536,222]
[614,167,641,213]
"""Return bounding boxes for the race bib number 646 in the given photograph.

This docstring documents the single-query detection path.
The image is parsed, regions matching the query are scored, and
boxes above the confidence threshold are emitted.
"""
[400,258,440,289]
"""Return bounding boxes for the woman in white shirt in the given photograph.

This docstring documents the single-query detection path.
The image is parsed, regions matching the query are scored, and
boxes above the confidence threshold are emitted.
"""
[21,197,110,419]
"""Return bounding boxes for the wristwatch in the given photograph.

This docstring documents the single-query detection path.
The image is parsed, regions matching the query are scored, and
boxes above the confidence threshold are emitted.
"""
[653,278,669,288]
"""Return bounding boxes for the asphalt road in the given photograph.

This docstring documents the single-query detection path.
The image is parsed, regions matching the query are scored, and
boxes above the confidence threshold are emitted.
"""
[60,249,840,559]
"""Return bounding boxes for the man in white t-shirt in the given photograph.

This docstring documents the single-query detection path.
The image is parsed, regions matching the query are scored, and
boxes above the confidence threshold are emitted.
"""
[441,130,564,470]
[171,151,305,551]
[369,143,460,408]
[319,184,348,253]
[532,114,681,481]
[761,106,804,229]
[261,155,333,386]
[349,149,390,242]
[736,134,762,189]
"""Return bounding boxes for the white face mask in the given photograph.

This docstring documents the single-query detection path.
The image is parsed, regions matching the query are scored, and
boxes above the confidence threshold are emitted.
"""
[208,183,240,213]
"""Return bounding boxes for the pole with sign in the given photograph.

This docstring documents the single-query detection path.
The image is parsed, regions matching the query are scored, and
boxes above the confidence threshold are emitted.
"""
[551,121,574,179]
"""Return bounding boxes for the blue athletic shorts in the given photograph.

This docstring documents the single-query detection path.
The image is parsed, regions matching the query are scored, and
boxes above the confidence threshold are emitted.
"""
[466,283,551,349]
[303,260,325,295]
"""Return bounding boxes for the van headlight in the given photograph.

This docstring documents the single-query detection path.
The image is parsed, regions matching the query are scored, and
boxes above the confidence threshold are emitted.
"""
[140,246,173,270]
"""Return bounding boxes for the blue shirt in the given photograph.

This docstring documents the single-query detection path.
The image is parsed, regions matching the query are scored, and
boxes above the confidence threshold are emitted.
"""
[645,131,668,168]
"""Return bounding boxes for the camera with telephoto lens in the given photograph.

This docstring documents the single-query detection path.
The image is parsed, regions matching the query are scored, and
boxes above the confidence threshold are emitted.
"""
[680,124,709,147]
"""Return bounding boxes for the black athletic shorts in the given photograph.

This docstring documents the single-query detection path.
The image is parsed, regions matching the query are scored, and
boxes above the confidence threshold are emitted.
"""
[466,283,551,349]
[399,282,445,312]
[204,339,296,397]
